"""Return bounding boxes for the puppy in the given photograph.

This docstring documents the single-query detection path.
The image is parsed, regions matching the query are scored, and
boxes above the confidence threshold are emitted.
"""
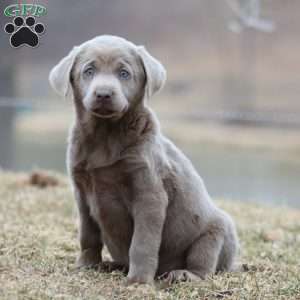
[49,35,239,284]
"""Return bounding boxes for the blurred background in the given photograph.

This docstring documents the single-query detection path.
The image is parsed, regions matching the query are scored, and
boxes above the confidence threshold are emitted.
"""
[0,0,299,207]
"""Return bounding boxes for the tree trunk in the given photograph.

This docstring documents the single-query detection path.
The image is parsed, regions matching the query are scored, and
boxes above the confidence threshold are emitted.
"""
[0,2,16,169]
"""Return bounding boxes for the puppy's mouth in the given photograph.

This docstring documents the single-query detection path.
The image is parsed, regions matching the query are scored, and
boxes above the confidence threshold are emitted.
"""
[90,106,128,119]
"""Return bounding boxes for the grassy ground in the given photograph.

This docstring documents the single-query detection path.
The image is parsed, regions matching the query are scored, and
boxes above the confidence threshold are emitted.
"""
[0,172,299,300]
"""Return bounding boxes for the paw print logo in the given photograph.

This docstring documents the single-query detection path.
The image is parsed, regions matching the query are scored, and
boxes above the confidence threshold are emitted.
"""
[4,16,45,48]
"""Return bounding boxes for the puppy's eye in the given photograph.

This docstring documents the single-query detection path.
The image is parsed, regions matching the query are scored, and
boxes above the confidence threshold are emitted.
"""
[83,67,95,78]
[119,69,131,80]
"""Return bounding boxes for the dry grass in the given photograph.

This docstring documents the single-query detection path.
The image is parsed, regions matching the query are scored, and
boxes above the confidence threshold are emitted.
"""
[0,171,300,299]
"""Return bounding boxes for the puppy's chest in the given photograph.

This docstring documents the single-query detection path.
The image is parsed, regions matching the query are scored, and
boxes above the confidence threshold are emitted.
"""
[83,163,134,229]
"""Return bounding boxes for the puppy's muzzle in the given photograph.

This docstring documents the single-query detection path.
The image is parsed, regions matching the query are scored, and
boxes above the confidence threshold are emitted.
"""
[91,88,117,117]
[95,89,113,102]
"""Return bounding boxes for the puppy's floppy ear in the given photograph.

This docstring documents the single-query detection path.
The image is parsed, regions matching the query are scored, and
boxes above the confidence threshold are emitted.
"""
[137,46,167,98]
[49,46,79,98]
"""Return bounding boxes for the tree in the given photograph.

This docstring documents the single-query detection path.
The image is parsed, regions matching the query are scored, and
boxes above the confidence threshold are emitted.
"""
[0,2,16,169]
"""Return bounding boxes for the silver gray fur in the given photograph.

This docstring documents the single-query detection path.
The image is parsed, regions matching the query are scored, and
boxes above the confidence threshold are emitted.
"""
[49,35,239,284]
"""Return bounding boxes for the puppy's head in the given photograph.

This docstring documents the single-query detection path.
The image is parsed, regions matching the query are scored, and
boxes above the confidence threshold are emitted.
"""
[49,35,166,119]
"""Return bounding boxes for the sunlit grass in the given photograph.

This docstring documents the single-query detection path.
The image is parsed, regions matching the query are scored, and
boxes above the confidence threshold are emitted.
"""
[0,171,299,299]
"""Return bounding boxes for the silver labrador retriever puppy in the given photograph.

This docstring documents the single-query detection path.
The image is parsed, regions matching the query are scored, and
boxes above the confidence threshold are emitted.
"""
[49,35,239,284]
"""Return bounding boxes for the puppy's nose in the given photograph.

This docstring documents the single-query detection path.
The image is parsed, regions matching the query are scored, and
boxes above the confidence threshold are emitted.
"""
[95,90,113,102]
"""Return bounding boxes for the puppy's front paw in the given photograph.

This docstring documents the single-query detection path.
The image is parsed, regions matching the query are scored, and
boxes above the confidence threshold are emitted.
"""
[159,269,202,284]
[76,248,101,268]
[125,274,154,286]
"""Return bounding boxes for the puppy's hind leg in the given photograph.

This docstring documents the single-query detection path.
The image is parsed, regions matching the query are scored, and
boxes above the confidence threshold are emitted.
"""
[163,225,224,283]
[216,217,239,272]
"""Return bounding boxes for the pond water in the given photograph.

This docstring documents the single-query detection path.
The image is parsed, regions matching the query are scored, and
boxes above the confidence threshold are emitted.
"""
[12,129,300,208]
